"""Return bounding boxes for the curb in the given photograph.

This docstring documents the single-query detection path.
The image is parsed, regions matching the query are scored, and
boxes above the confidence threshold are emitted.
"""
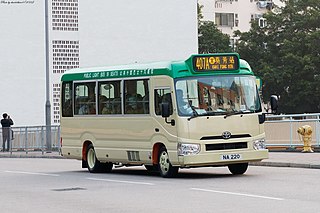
[250,162,320,169]
[0,153,64,159]
[2,153,320,170]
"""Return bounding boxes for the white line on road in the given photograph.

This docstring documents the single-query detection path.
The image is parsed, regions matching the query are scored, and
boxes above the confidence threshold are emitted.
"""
[190,188,284,201]
[4,170,60,177]
[87,177,155,186]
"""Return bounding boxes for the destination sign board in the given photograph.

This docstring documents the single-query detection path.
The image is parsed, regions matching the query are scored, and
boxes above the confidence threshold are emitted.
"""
[192,54,239,72]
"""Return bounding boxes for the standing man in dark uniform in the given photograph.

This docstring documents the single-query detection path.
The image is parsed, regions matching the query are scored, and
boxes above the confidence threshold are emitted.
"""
[1,113,14,152]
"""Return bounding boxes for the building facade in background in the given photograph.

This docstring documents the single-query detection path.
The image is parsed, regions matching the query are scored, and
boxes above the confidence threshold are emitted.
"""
[0,0,198,126]
[198,0,284,48]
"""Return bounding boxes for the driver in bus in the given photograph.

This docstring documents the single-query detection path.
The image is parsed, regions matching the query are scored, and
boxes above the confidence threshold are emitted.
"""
[176,89,192,115]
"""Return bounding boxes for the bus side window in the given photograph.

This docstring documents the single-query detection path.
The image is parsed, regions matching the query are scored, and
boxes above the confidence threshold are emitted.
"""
[124,79,149,114]
[154,88,173,116]
[61,82,73,117]
[74,82,96,115]
[98,81,121,115]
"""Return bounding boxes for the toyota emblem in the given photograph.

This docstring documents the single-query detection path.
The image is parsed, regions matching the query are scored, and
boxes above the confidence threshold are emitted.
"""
[222,131,231,139]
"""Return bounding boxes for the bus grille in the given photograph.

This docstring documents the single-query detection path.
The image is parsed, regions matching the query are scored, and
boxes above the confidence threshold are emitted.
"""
[205,142,247,151]
[200,134,251,140]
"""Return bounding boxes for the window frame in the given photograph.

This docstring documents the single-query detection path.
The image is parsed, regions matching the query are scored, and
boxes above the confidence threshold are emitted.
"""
[73,81,97,116]
[70,77,150,116]
[154,87,173,116]
[124,78,150,115]
[215,13,235,27]
[61,81,73,117]
[98,80,122,115]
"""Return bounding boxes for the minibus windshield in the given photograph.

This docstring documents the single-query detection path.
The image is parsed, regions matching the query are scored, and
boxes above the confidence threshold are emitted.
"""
[175,75,262,117]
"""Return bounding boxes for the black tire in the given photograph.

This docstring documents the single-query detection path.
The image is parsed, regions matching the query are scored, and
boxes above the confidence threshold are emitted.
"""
[144,165,157,172]
[86,144,113,173]
[228,163,248,175]
[158,146,178,178]
[101,162,113,173]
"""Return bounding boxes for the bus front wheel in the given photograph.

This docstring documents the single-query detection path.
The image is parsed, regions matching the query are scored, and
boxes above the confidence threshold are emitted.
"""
[158,147,178,178]
[228,163,248,175]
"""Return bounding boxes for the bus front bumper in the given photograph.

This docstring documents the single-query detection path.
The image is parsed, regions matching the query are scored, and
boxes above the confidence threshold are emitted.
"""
[177,149,268,167]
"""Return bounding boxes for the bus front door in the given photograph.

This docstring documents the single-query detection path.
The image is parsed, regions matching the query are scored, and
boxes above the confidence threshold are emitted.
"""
[152,77,178,165]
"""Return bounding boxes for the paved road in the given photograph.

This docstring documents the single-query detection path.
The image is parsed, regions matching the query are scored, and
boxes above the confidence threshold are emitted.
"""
[1,158,320,213]
[2,151,320,169]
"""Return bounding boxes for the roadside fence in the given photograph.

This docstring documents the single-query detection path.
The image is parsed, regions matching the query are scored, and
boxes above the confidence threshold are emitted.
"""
[1,113,319,155]
[265,113,320,150]
[0,125,60,154]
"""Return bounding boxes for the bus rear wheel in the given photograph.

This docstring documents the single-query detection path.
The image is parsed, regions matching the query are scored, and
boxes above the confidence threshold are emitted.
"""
[158,147,178,178]
[228,163,248,175]
[86,144,113,173]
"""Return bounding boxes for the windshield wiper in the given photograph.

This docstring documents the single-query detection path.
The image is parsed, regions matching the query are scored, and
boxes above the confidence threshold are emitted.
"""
[187,106,199,121]
[223,110,251,118]
[224,110,245,119]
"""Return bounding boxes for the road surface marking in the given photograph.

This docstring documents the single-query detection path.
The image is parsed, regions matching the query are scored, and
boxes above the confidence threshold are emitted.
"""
[190,188,284,201]
[87,177,155,185]
[5,170,59,177]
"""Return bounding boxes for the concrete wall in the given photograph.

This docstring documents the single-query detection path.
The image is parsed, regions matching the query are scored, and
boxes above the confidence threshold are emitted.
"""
[0,0,198,126]
[199,0,285,36]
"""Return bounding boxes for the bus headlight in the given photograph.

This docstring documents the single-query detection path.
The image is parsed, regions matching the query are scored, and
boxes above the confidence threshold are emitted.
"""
[253,138,266,150]
[177,143,200,156]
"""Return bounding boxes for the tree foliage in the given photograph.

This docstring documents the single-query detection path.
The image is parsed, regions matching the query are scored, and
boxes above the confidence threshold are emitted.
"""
[198,3,232,54]
[235,0,320,113]
[198,21,232,53]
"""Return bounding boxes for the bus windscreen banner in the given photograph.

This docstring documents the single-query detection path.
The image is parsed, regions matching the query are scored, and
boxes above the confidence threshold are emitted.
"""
[192,54,239,72]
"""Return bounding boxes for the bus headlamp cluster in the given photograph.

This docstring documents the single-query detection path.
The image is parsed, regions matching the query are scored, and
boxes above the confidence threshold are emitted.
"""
[177,143,200,156]
[253,138,266,150]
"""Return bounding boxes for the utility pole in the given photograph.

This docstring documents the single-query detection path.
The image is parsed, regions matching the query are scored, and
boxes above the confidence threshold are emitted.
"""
[44,0,52,152]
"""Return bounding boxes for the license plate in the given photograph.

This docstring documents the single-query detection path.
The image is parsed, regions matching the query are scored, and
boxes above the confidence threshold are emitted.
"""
[220,154,242,161]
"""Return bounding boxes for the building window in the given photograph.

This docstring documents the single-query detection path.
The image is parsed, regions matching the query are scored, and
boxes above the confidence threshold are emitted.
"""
[52,40,79,74]
[235,13,239,27]
[52,83,61,123]
[259,18,267,28]
[51,0,79,31]
[215,13,235,27]
[229,38,235,51]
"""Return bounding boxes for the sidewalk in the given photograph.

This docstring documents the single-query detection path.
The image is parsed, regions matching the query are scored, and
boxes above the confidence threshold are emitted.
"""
[0,151,63,159]
[251,151,320,169]
[0,150,320,169]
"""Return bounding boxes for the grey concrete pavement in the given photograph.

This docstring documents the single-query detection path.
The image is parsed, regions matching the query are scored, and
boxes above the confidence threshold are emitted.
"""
[0,151,63,159]
[0,150,320,169]
[251,151,320,169]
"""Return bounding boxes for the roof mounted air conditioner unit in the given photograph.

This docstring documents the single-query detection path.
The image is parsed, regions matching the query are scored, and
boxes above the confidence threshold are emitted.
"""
[255,14,263,19]
[257,1,268,8]
[257,1,274,8]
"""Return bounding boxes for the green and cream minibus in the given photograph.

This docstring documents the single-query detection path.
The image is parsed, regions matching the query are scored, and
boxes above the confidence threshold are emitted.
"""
[60,53,276,177]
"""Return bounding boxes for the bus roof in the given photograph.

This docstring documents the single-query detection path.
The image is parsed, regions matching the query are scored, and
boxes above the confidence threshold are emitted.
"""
[61,53,254,82]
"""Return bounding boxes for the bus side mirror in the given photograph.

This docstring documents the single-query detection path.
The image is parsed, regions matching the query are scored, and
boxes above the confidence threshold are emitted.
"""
[270,95,278,113]
[161,102,175,126]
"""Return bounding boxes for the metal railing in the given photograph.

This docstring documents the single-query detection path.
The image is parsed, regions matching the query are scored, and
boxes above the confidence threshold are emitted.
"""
[1,113,319,154]
[265,113,320,149]
[0,125,60,154]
